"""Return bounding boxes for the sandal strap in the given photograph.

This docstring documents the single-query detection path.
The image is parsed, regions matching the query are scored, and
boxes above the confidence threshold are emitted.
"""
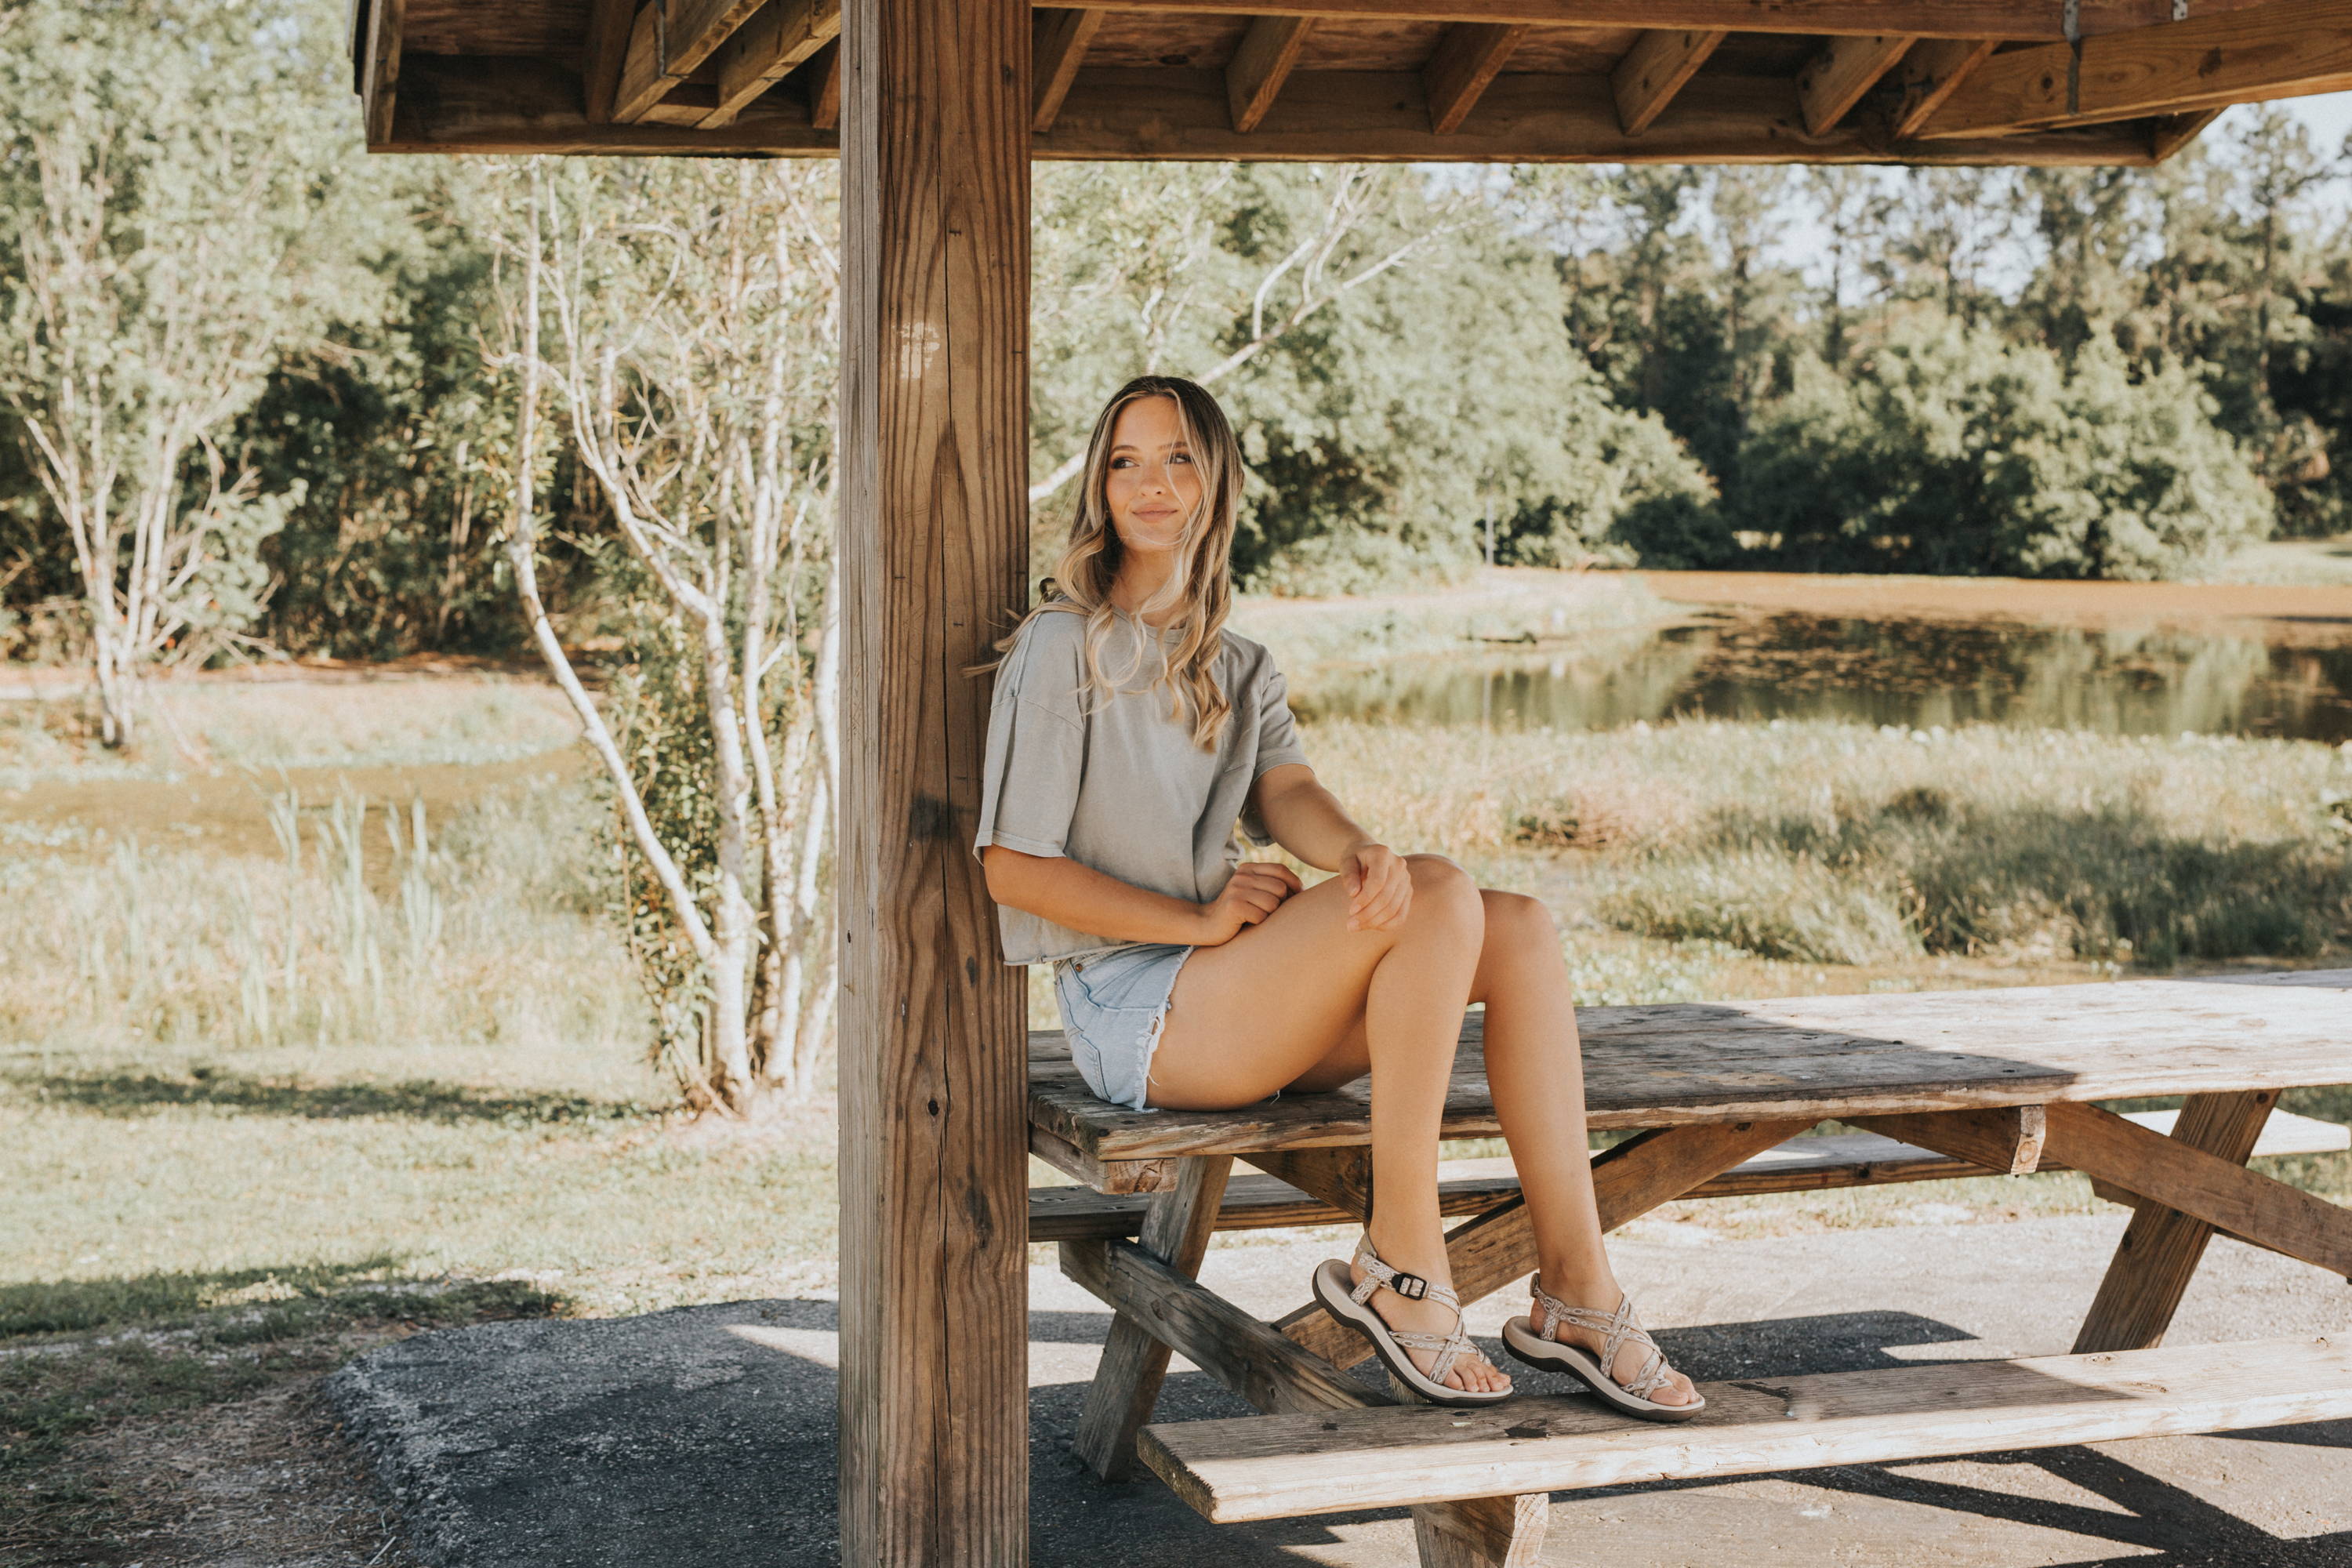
[1351,1235,1461,1313]
[1352,1236,1475,1387]
[1529,1280,1679,1402]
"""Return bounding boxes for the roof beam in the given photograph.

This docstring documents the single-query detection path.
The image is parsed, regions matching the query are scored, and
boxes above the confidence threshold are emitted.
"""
[1076,0,2269,44]
[379,56,2157,167]
[357,0,405,146]
[1797,34,1914,135]
[1613,29,1725,135]
[810,39,842,129]
[612,0,770,124]
[1422,23,1527,133]
[2149,106,2224,162]
[1228,16,1316,132]
[582,0,638,122]
[1889,35,1995,137]
[1034,9,1106,132]
[704,0,840,128]
[1918,0,2352,137]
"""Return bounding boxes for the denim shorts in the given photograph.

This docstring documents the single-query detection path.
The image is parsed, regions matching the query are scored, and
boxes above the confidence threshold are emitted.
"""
[1052,942,1195,1112]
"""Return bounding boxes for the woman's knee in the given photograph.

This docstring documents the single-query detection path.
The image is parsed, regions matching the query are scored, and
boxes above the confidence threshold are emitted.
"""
[1403,853,1483,936]
[1481,889,1558,956]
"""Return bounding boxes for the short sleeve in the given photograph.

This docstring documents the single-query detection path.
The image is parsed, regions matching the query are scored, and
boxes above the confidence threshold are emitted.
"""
[1251,663,1309,779]
[972,619,1087,861]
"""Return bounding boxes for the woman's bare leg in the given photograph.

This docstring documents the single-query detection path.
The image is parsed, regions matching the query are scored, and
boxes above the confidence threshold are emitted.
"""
[1149,855,1508,1394]
[1472,891,1697,1406]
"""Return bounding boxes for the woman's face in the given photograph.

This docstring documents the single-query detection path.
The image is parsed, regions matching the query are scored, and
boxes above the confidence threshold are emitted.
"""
[1102,395,1201,559]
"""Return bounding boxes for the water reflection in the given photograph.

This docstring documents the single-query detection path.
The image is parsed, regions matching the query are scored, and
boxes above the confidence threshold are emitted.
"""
[1291,612,2352,743]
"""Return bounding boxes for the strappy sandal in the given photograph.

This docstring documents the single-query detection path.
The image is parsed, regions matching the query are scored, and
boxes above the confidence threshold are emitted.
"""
[1310,1236,1512,1408]
[1501,1278,1704,1423]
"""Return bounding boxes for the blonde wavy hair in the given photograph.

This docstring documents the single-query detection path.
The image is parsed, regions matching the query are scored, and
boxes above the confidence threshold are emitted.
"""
[992,376,1243,749]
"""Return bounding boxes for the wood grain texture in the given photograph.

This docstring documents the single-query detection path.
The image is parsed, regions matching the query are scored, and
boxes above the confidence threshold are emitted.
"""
[1033,9,1106,131]
[1073,1158,1235,1479]
[1229,16,1317,131]
[835,1,1031,1562]
[810,38,842,128]
[359,0,406,146]
[382,55,837,154]
[614,0,773,122]
[1139,1333,2352,1522]
[1917,0,2352,137]
[1075,0,2267,42]
[2064,1091,2284,1356]
[706,0,843,126]
[1031,972,2352,1165]
[1421,23,1526,132]
[1061,1238,1392,1414]
[1032,1122,1181,1193]
[1413,1490,1547,1567]
[1612,29,1726,133]
[1846,1105,2045,1174]
[582,0,639,122]
[1797,32,1913,133]
[2043,1098,2352,1279]
[1242,1147,1374,1217]
[1889,34,1995,135]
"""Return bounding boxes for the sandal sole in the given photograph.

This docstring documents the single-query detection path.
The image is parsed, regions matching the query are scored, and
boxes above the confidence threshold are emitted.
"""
[1310,1260,1513,1409]
[1501,1318,1706,1423]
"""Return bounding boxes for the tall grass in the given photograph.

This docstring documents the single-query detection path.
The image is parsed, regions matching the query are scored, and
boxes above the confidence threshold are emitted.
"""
[0,775,644,1052]
[1305,718,2352,972]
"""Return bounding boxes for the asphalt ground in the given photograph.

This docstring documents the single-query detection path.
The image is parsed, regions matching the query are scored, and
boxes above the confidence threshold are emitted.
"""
[331,1210,2352,1567]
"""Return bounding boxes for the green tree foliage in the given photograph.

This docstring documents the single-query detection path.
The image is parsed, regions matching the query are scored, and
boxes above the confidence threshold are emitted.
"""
[0,0,387,741]
[1732,318,2272,579]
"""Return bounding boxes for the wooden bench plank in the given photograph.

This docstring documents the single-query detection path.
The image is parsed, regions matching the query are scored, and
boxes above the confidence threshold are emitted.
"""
[1030,971,2352,1169]
[1138,1334,2352,1523]
[1025,1110,2349,1240]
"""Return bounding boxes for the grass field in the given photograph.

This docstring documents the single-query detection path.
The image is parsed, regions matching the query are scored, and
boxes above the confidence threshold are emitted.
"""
[4,574,2350,1560]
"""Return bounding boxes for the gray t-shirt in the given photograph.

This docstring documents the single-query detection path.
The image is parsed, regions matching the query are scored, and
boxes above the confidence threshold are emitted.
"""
[972,607,1310,965]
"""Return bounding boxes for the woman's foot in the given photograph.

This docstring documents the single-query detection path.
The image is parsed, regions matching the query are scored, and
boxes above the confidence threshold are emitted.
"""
[1349,1250,1512,1396]
[1524,1275,1697,1407]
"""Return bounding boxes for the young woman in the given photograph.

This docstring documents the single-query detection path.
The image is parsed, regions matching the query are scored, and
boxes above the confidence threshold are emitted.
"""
[974,375,1700,1418]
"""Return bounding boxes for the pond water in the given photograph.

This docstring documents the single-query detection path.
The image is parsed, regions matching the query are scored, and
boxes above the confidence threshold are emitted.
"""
[1291,612,2352,744]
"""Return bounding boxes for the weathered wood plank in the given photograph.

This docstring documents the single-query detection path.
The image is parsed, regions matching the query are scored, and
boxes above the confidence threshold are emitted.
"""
[1073,1157,1235,1480]
[809,39,842,129]
[1029,1169,1524,1241]
[1846,1105,2045,1174]
[1612,29,1726,134]
[1243,1147,1374,1218]
[2071,1091,2278,1355]
[1076,0,2264,43]
[1060,1237,1390,1414]
[706,0,842,127]
[2044,1098,2352,1280]
[1797,32,1913,135]
[1279,1120,1812,1369]
[1139,1334,2352,1522]
[834,0,1030,1562]
[1032,973,2352,1166]
[1889,34,1996,136]
[1412,1492,1547,1568]
[1421,23,1526,133]
[1033,8,1106,132]
[1033,1122,1181,1194]
[1229,16,1317,132]
[1917,0,2352,138]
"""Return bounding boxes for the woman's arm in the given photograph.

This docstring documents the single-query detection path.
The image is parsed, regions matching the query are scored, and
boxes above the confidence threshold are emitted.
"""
[1250,763,1413,932]
[982,846,1302,947]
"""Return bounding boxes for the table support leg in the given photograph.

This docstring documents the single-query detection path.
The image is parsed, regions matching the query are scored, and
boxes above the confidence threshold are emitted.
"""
[1073,1155,1234,1479]
[2072,1090,2278,1355]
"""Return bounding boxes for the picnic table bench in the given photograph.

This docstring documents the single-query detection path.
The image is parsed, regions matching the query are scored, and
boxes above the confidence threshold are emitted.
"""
[1027,969,2352,1568]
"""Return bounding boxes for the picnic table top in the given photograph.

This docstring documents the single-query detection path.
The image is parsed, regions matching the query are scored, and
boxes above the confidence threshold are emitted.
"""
[1028,969,2352,1164]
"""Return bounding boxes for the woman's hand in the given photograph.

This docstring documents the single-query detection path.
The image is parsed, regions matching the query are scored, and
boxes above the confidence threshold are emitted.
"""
[1192,860,1303,946]
[1341,841,1410,932]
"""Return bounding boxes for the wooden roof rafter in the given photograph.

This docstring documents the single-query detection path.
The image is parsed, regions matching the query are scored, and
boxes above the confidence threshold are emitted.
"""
[359,0,2347,166]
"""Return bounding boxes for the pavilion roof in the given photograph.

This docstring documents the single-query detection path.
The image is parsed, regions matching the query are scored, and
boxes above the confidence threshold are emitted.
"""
[355,1,2347,165]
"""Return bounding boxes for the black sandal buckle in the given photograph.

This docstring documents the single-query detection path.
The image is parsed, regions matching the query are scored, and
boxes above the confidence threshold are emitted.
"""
[1390,1272,1428,1301]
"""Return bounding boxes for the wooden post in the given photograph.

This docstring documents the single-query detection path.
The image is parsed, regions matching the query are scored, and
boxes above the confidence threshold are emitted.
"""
[836,2,1031,1564]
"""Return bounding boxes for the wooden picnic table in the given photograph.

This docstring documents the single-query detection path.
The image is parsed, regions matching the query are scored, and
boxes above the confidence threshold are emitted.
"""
[1028,969,2352,1568]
